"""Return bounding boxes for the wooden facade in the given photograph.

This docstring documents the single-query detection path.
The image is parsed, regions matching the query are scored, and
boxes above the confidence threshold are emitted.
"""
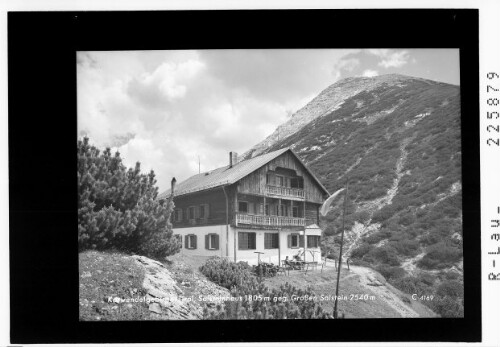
[171,151,327,230]
[237,151,325,204]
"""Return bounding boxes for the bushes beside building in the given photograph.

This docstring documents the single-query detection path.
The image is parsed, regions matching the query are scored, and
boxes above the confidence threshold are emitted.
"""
[199,257,254,289]
[200,257,332,319]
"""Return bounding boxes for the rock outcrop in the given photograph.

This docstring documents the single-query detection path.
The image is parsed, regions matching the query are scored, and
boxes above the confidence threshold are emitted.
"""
[132,255,230,320]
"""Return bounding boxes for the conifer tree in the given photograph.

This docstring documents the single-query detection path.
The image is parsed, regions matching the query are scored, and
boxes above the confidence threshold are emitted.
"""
[78,137,180,258]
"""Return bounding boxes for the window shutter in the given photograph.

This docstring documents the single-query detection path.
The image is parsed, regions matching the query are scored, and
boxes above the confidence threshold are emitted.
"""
[205,234,209,249]
[193,235,197,249]
[205,204,210,218]
[195,206,200,219]
[250,233,256,249]
[185,235,189,248]
[214,234,219,250]
[287,235,291,248]
[299,235,304,248]
[179,209,183,221]
[238,232,244,250]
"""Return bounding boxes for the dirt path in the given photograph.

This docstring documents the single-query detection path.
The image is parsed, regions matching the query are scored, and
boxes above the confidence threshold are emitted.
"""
[348,264,420,318]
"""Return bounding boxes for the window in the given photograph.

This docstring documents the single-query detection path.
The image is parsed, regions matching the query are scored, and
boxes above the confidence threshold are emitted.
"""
[291,177,304,188]
[175,234,182,247]
[205,233,219,250]
[265,204,270,216]
[239,201,248,213]
[185,234,197,249]
[266,173,271,184]
[307,235,321,248]
[288,233,304,248]
[280,204,288,217]
[188,206,196,220]
[277,175,284,187]
[264,233,279,249]
[174,209,183,222]
[292,206,299,218]
[259,203,264,215]
[238,232,256,250]
[199,204,206,219]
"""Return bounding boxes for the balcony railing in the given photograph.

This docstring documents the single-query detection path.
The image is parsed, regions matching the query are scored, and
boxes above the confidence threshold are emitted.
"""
[265,185,305,200]
[236,213,305,227]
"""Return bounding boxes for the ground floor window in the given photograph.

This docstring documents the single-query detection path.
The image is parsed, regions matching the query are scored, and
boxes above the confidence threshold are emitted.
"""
[175,234,182,248]
[185,234,197,249]
[288,233,304,248]
[307,235,321,248]
[264,233,279,249]
[238,232,256,250]
[205,233,219,250]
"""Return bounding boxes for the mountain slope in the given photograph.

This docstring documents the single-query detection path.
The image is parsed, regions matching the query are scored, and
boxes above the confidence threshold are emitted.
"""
[244,74,463,317]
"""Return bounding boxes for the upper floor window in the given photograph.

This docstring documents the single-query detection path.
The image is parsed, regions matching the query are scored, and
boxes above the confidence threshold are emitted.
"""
[280,204,288,217]
[174,209,183,222]
[290,177,304,189]
[238,201,248,213]
[199,204,209,219]
[188,206,196,220]
[277,175,284,187]
[292,206,299,218]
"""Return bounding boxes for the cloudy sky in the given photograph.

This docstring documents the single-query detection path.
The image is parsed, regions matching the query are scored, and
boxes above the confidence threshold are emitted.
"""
[77,49,459,193]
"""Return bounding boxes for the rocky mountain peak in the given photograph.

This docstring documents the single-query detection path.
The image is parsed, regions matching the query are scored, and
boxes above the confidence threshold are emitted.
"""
[243,74,438,159]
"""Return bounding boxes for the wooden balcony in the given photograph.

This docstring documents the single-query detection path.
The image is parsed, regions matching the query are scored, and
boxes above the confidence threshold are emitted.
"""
[265,185,305,200]
[235,213,305,227]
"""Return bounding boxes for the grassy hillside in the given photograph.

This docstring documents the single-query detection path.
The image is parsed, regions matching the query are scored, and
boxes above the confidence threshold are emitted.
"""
[247,75,463,316]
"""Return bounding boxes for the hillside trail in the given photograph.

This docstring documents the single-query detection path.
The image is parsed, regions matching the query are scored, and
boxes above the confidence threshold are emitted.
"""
[344,137,413,259]
[347,264,420,318]
[336,137,421,318]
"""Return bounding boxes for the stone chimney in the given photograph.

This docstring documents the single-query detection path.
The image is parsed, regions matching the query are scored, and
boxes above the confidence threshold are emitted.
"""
[229,151,238,168]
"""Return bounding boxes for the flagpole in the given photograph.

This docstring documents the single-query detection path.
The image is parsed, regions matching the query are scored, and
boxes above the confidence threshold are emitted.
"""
[333,180,349,319]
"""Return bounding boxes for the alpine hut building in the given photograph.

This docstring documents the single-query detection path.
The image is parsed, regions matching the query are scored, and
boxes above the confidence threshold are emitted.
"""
[158,148,329,265]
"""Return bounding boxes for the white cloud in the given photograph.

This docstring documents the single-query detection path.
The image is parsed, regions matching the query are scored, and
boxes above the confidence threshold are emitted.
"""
[367,49,411,68]
[362,69,379,77]
[77,50,360,192]
[115,137,164,174]
[331,57,361,81]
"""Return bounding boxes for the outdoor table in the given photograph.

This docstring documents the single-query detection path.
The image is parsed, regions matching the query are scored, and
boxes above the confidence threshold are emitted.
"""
[290,260,305,270]
[304,261,319,274]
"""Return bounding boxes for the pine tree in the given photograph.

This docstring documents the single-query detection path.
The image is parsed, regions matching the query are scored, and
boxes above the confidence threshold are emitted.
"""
[78,136,180,259]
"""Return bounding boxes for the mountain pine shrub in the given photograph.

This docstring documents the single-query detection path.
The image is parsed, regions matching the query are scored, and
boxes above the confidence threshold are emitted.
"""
[199,257,254,289]
[78,137,180,259]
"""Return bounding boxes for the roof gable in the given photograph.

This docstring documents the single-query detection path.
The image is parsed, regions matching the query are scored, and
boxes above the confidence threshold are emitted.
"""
[158,147,329,199]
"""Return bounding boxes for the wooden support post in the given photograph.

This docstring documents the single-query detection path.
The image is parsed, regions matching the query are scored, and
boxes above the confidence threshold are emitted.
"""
[234,187,238,262]
[278,228,281,266]
[303,200,307,261]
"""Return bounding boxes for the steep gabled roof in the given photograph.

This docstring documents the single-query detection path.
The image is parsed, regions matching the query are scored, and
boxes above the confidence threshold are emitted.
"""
[158,147,329,199]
